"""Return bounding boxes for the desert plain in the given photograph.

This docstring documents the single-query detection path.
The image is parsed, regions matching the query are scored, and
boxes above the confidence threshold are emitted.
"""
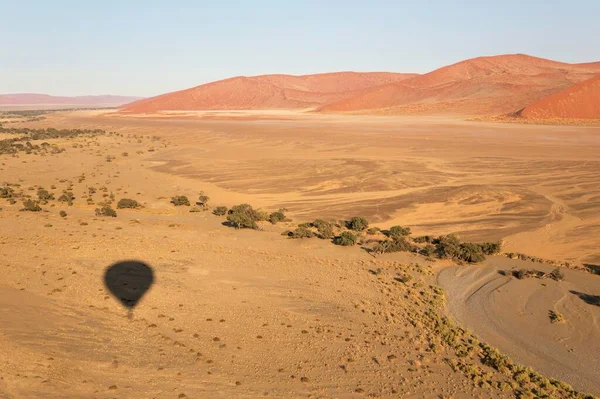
[1,108,599,399]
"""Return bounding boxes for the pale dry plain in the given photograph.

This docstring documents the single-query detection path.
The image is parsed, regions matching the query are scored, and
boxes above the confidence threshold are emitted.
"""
[1,110,599,398]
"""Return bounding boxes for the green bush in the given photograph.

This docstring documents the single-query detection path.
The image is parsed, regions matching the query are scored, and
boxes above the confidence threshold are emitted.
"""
[170,195,190,206]
[346,217,369,231]
[212,206,228,216]
[434,234,461,259]
[413,235,434,243]
[197,191,210,205]
[269,209,289,224]
[20,199,42,212]
[58,191,75,206]
[95,205,117,217]
[372,236,414,254]
[420,244,436,257]
[116,198,140,209]
[226,203,267,229]
[37,188,54,203]
[387,225,411,237]
[0,186,15,199]
[333,231,357,246]
[311,219,334,239]
[366,227,381,235]
[287,226,315,239]
[479,241,502,255]
[457,242,485,263]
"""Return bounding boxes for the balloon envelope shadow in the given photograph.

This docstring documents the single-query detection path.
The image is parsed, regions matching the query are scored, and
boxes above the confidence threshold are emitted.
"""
[104,261,154,311]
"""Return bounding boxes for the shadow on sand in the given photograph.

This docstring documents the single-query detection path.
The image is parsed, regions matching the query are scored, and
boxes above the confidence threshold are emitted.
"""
[569,290,600,307]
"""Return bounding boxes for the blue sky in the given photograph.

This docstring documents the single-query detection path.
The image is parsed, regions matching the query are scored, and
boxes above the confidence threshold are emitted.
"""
[1,0,599,97]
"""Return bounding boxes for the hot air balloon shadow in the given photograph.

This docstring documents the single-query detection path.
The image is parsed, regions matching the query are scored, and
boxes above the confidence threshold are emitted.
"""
[104,261,154,319]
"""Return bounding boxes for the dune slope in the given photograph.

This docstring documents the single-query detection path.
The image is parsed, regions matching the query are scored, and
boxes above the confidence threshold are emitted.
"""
[519,74,600,119]
[319,54,600,115]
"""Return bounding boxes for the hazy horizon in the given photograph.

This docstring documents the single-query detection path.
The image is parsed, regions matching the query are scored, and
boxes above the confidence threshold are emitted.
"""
[2,0,599,97]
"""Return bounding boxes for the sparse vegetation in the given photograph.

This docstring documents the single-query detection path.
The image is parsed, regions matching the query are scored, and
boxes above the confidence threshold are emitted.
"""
[268,209,289,224]
[37,188,54,204]
[117,198,141,209]
[345,216,369,231]
[286,226,315,239]
[95,205,117,217]
[504,268,566,281]
[212,206,228,216]
[58,191,75,206]
[226,203,267,229]
[333,231,357,246]
[549,310,565,323]
[20,199,42,212]
[171,195,190,206]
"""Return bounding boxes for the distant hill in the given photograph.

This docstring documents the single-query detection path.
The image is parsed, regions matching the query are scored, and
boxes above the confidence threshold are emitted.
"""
[117,54,600,117]
[119,72,418,113]
[519,74,600,119]
[318,54,600,115]
[0,94,142,107]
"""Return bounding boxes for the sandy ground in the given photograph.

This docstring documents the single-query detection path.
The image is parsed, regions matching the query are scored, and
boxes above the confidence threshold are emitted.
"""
[1,110,599,398]
[438,261,600,394]
[36,110,600,265]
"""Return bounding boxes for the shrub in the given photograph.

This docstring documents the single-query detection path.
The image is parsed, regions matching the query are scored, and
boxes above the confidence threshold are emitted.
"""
[333,231,357,246]
[189,206,203,212]
[549,268,564,281]
[269,209,289,224]
[413,235,433,244]
[311,219,334,239]
[226,203,267,229]
[434,234,461,259]
[37,188,54,203]
[514,269,528,279]
[20,199,42,212]
[366,227,381,235]
[212,206,228,216]
[58,191,75,206]
[59,210,67,217]
[420,244,436,257]
[372,236,415,254]
[549,310,565,323]
[197,191,210,205]
[457,242,486,263]
[0,186,14,199]
[346,217,369,231]
[479,241,502,255]
[387,225,411,237]
[171,195,190,206]
[95,205,117,217]
[287,226,315,239]
[116,198,140,209]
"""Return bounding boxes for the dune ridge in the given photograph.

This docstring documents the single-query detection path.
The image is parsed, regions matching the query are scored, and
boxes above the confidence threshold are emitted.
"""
[120,72,418,113]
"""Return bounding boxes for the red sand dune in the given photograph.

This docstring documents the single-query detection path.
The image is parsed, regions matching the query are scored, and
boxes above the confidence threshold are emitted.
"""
[318,54,600,115]
[120,72,418,113]
[519,74,600,119]
[0,94,141,107]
